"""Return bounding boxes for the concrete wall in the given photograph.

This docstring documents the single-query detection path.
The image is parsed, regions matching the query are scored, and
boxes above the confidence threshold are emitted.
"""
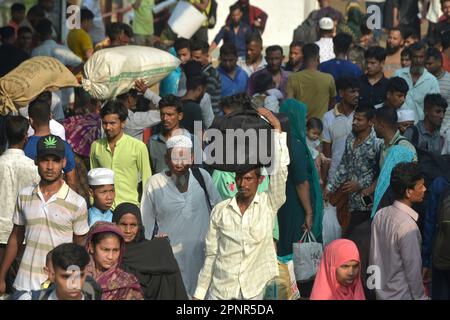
[207,0,319,48]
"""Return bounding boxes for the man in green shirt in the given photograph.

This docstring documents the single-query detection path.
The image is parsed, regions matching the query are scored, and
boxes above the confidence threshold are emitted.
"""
[90,101,151,208]
[132,0,155,46]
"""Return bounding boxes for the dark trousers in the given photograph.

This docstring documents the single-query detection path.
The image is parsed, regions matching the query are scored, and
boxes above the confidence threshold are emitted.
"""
[344,211,376,300]
[432,266,450,300]
[0,244,24,294]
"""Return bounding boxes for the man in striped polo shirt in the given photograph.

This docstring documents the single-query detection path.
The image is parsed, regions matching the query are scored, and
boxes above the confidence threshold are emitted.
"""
[0,135,89,298]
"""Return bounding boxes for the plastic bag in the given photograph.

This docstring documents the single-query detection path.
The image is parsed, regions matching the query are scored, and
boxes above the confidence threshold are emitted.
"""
[322,204,342,246]
[293,231,323,282]
[264,259,300,300]
[82,45,180,100]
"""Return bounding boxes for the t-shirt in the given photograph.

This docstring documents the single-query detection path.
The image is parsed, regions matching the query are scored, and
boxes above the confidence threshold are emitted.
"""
[286,69,336,120]
[132,0,155,36]
[181,100,203,134]
[67,28,93,62]
[319,58,362,83]
[24,136,76,173]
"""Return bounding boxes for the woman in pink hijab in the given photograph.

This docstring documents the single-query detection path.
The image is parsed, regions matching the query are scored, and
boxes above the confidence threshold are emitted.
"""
[310,239,366,300]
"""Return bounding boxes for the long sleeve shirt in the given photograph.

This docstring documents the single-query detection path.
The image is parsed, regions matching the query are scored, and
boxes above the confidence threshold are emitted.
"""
[194,131,290,300]
[370,201,427,300]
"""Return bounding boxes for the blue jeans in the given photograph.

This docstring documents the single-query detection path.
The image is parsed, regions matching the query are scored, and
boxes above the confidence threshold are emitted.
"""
[432,266,450,300]
[366,2,385,40]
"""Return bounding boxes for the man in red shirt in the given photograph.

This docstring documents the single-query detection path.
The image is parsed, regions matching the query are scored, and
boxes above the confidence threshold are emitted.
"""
[227,0,268,34]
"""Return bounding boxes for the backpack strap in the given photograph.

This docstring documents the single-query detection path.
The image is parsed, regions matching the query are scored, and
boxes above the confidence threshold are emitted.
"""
[191,167,213,212]
[410,125,419,146]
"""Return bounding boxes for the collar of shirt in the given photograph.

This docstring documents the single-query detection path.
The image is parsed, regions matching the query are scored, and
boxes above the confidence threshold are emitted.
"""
[417,120,440,138]
[33,181,70,203]
[361,74,387,87]
[333,103,354,117]
[103,133,127,152]
[393,200,419,222]
[385,130,402,148]
[89,206,112,216]
[2,148,25,156]
[228,193,261,215]
[218,65,245,81]
[350,128,377,146]
[398,67,434,87]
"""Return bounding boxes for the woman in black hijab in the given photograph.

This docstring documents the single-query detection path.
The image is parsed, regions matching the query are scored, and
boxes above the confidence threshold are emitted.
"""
[112,202,188,300]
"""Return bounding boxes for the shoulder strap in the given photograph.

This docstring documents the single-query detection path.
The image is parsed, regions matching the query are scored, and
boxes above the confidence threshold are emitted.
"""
[394,137,408,145]
[411,125,419,146]
[191,167,212,212]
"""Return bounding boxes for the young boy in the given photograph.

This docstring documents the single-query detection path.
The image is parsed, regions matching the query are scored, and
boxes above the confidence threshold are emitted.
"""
[87,168,115,226]
[381,76,409,110]
[41,250,55,290]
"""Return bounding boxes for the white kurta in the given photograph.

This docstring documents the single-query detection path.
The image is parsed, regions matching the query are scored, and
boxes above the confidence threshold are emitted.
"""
[141,168,222,296]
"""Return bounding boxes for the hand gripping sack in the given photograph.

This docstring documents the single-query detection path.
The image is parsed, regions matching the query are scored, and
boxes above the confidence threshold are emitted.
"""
[293,231,323,282]
[322,204,342,246]
[0,57,79,115]
[82,45,180,100]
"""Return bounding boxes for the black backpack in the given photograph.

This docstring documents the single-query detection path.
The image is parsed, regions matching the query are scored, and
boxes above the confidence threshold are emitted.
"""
[293,10,319,43]
[433,186,450,269]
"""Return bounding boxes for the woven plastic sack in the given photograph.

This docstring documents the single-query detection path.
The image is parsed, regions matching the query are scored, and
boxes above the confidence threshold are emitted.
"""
[82,45,180,100]
[0,57,79,115]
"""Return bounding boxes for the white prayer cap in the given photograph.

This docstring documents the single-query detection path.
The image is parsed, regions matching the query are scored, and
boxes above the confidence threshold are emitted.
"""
[397,110,415,122]
[166,135,193,149]
[319,17,334,31]
[88,168,114,186]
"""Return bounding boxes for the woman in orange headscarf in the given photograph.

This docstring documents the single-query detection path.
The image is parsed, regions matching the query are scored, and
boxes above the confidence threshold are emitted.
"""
[310,239,366,300]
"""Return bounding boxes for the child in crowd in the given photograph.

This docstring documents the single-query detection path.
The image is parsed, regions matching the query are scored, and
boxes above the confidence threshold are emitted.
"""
[306,118,330,186]
[87,168,115,226]
[42,250,55,290]
[401,47,412,68]
[251,72,283,113]
[397,109,416,135]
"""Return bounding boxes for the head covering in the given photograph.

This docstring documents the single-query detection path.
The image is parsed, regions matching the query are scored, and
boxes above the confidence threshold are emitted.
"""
[86,222,142,300]
[112,202,145,243]
[279,99,324,241]
[88,168,114,186]
[319,17,334,31]
[112,203,188,300]
[36,134,65,159]
[166,134,193,149]
[397,109,416,122]
[310,239,366,300]
[371,146,415,218]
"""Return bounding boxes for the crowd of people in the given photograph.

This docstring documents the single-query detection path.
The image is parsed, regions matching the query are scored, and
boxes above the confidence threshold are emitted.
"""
[1,0,450,301]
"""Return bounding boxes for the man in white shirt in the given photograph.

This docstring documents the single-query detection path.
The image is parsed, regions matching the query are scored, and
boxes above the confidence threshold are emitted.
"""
[315,17,335,63]
[238,34,267,77]
[193,108,289,300]
[141,135,222,297]
[0,116,40,294]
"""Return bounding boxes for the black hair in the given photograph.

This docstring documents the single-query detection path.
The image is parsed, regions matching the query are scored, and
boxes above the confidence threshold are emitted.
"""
[307,117,323,132]
[390,162,424,200]
[17,26,32,36]
[11,3,25,13]
[265,45,283,56]
[186,75,207,91]
[401,46,412,58]
[116,89,138,104]
[0,26,15,41]
[409,42,426,54]
[174,37,191,53]
[100,100,128,122]
[52,243,90,271]
[403,28,420,41]
[365,46,387,62]
[122,23,133,38]
[159,94,183,113]
[36,91,52,105]
[336,76,359,91]
[360,21,372,36]
[28,99,51,126]
[5,115,29,146]
[74,87,94,115]
[220,93,252,112]
[290,40,304,49]
[246,33,263,46]
[190,40,209,54]
[107,22,124,41]
[375,106,398,129]
[35,18,53,39]
[442,31,450,51]
[80,8,94,22]
[230,3,242,13]
[354,105,375,120]
[27,5,45,19]
[220,43,238,57]
[387,76,409,94]
[253,72,273,94]
[135,95,151,112]
[424,93,448,110]
[426,47,443,63]
[333,33,353,55]
[302,43,320,62]
[183,60,203,79]
[91,232,122,247]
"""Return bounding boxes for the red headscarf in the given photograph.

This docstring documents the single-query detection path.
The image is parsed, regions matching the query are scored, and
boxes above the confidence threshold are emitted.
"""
[310,239,366,300]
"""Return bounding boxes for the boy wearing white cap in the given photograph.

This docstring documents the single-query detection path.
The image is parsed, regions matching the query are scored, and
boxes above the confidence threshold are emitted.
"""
[397,109,415,135]
[315,17,335,63]
[87,168,115,226]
